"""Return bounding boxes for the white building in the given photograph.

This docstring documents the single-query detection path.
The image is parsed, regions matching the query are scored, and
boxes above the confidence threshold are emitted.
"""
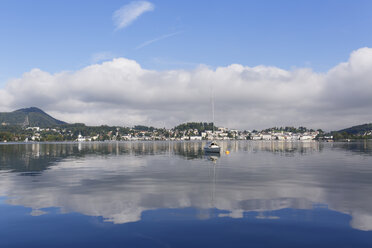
[262,134,272,140]
[299,135,313,140]
[77,133,91,142]
[252,135,262,140]
[190,136,202,140]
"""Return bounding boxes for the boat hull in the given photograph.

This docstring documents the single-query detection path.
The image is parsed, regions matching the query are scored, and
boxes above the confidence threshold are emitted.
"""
[204,147,221,153]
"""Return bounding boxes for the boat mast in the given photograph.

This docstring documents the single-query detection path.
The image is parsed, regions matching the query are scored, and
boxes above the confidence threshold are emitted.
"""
[212,90,215,134]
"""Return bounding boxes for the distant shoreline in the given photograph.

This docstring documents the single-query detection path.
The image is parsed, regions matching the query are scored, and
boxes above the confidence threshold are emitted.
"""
[1,139,371,145]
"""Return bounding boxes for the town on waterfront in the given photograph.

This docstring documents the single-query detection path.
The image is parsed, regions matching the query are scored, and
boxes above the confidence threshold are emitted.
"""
[0,123,325,142]
[1,108,371,143]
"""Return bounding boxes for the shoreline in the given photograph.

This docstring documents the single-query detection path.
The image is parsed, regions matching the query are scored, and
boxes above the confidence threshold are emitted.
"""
[1,139,372,145]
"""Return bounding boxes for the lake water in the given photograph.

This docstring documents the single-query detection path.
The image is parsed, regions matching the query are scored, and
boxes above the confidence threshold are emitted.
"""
[1,141,372,247]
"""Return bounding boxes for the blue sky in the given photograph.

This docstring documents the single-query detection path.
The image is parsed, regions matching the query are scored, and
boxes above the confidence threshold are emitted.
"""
[1,0,372,129]
[1,0,372,87]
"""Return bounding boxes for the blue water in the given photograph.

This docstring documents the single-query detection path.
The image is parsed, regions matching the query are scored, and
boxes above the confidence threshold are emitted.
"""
[1,141,372,247]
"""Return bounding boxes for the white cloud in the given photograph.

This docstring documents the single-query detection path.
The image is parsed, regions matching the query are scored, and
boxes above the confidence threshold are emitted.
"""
[1,47,372,130]
[136,31,183,49]
[113,1,154,30]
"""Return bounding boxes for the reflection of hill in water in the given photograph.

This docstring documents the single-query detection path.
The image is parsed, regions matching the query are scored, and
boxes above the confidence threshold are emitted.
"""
[1,141,372,231]
[332,140,372,155]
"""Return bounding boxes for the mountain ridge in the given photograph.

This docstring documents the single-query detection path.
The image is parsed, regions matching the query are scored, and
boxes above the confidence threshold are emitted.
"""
[0,107,66,127]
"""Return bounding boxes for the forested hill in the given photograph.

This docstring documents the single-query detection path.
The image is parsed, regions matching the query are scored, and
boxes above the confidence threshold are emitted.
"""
[0,107,66,127]
[337,123,372,135]
[173,122,215,132]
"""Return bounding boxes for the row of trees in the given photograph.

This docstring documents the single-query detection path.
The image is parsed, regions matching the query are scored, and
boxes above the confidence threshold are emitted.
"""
[329,131,372,140]
[174,122,214,132]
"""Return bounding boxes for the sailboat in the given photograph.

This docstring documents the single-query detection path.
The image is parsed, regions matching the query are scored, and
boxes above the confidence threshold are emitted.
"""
[204,92,221,154]
[204,141,221,153]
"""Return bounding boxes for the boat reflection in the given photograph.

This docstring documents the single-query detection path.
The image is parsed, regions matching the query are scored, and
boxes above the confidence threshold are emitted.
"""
[205,153,220,163]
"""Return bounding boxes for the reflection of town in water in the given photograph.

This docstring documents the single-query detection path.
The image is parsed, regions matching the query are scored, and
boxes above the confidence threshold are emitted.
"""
[1,141,372,231]
[0,140,330,170]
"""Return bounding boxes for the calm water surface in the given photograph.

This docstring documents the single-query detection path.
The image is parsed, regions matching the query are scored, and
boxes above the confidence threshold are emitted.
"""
[1,141,372,247]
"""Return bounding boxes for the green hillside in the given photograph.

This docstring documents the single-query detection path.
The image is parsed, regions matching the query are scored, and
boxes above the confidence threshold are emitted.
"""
[338,123,372,135]
[0,107,66,127]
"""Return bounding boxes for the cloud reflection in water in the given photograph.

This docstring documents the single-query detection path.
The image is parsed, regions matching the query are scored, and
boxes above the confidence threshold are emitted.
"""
[1,141,372,231]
